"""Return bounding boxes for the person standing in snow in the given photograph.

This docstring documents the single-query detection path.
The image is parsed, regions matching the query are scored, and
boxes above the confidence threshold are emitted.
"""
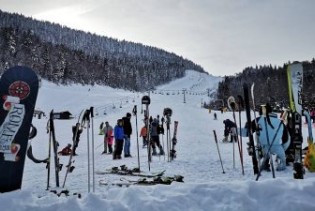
[140,123,148,148]
[113,119,124,159]
[102,121,113,154]
[122,112,132,157]
[223,119,237,142]
[150,118,165,156]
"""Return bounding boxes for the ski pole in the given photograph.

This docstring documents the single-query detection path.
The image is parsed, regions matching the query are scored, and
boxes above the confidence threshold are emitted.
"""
[90,107,95,192]
[263,116,275,178]
[86,112,91,193]
[166,118,171,162]
[161,117,165,161]
[237,95,245,175]
[133,105,141,171]
[233,111,244,175]
[162,134,165,161]
[227,96,236,170]
[141,95,151,171]
[213,130,225,174]
[46,121,51,190]
[256,121,282,181]
[146,104,151,171]
[49,111,60,187]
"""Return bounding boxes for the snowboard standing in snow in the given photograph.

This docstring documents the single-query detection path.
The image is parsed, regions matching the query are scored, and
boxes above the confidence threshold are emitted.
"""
[0,66,39,192]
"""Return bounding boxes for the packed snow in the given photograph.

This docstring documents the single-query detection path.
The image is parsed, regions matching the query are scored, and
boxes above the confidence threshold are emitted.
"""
[1,70,315,211]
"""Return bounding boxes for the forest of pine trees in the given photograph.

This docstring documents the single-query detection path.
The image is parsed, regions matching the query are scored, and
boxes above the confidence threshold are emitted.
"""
[0,10,206,91]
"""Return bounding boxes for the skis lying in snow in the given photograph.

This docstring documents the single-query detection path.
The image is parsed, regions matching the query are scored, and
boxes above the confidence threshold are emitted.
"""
[49,189,82,198]
[95,165,166,178]
[99,175,184,187]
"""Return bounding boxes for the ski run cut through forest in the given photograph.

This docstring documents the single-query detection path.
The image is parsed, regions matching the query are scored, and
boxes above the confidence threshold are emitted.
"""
[1,70,315,211]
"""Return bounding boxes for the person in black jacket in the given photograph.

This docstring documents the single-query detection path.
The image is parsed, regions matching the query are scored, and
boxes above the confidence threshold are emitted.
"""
[223,119,237,142]
[122,112,132,157]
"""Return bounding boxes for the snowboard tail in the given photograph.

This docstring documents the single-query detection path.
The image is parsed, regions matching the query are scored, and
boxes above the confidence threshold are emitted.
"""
[0,66,39,192]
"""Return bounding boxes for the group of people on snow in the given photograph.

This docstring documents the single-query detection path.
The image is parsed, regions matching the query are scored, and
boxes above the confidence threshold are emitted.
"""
[99,113,133,160]
[100,112,165,160]
[59,111,166,160]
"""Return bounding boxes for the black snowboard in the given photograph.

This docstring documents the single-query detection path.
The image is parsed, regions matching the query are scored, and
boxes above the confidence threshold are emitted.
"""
[0,66,39,192]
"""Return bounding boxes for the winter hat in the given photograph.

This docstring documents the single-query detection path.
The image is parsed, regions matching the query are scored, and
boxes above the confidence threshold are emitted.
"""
[126,112,132,117]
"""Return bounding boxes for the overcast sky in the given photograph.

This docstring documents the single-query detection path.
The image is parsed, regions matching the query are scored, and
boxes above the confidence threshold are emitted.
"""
[1,0,314,76]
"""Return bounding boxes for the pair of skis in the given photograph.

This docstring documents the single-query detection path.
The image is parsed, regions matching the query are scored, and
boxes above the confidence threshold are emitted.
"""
[244,83,281,180]
[99,174,183,187]
[95,165,166,178]
[62,108,95,191]
[46,110,74,190]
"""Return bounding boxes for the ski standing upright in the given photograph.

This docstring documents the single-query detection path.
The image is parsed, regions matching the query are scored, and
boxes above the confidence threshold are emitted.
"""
[141,95,151,170]
[132,105,141,172]
[286,62,304,179]
[243,83,259,175]
[62,109,86,188]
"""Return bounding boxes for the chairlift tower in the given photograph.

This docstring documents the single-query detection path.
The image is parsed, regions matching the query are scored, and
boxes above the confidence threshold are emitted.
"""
[183,88,186,103]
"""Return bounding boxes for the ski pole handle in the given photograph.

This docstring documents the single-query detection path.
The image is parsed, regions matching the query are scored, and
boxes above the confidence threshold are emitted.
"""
[90,107,94,118]
[133,105,137,115]
[213,130,218,143]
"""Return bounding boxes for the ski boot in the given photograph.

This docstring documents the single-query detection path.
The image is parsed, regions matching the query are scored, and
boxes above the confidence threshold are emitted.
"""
[276,162,286,171]
[261,161,271,172]
[159,146,165,155]
[293,162,304,179]
[247,142,253,156]
[222,136,228,143]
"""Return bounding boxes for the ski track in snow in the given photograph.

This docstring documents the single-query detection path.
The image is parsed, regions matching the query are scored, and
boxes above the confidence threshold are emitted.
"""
[1,70,315,211]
